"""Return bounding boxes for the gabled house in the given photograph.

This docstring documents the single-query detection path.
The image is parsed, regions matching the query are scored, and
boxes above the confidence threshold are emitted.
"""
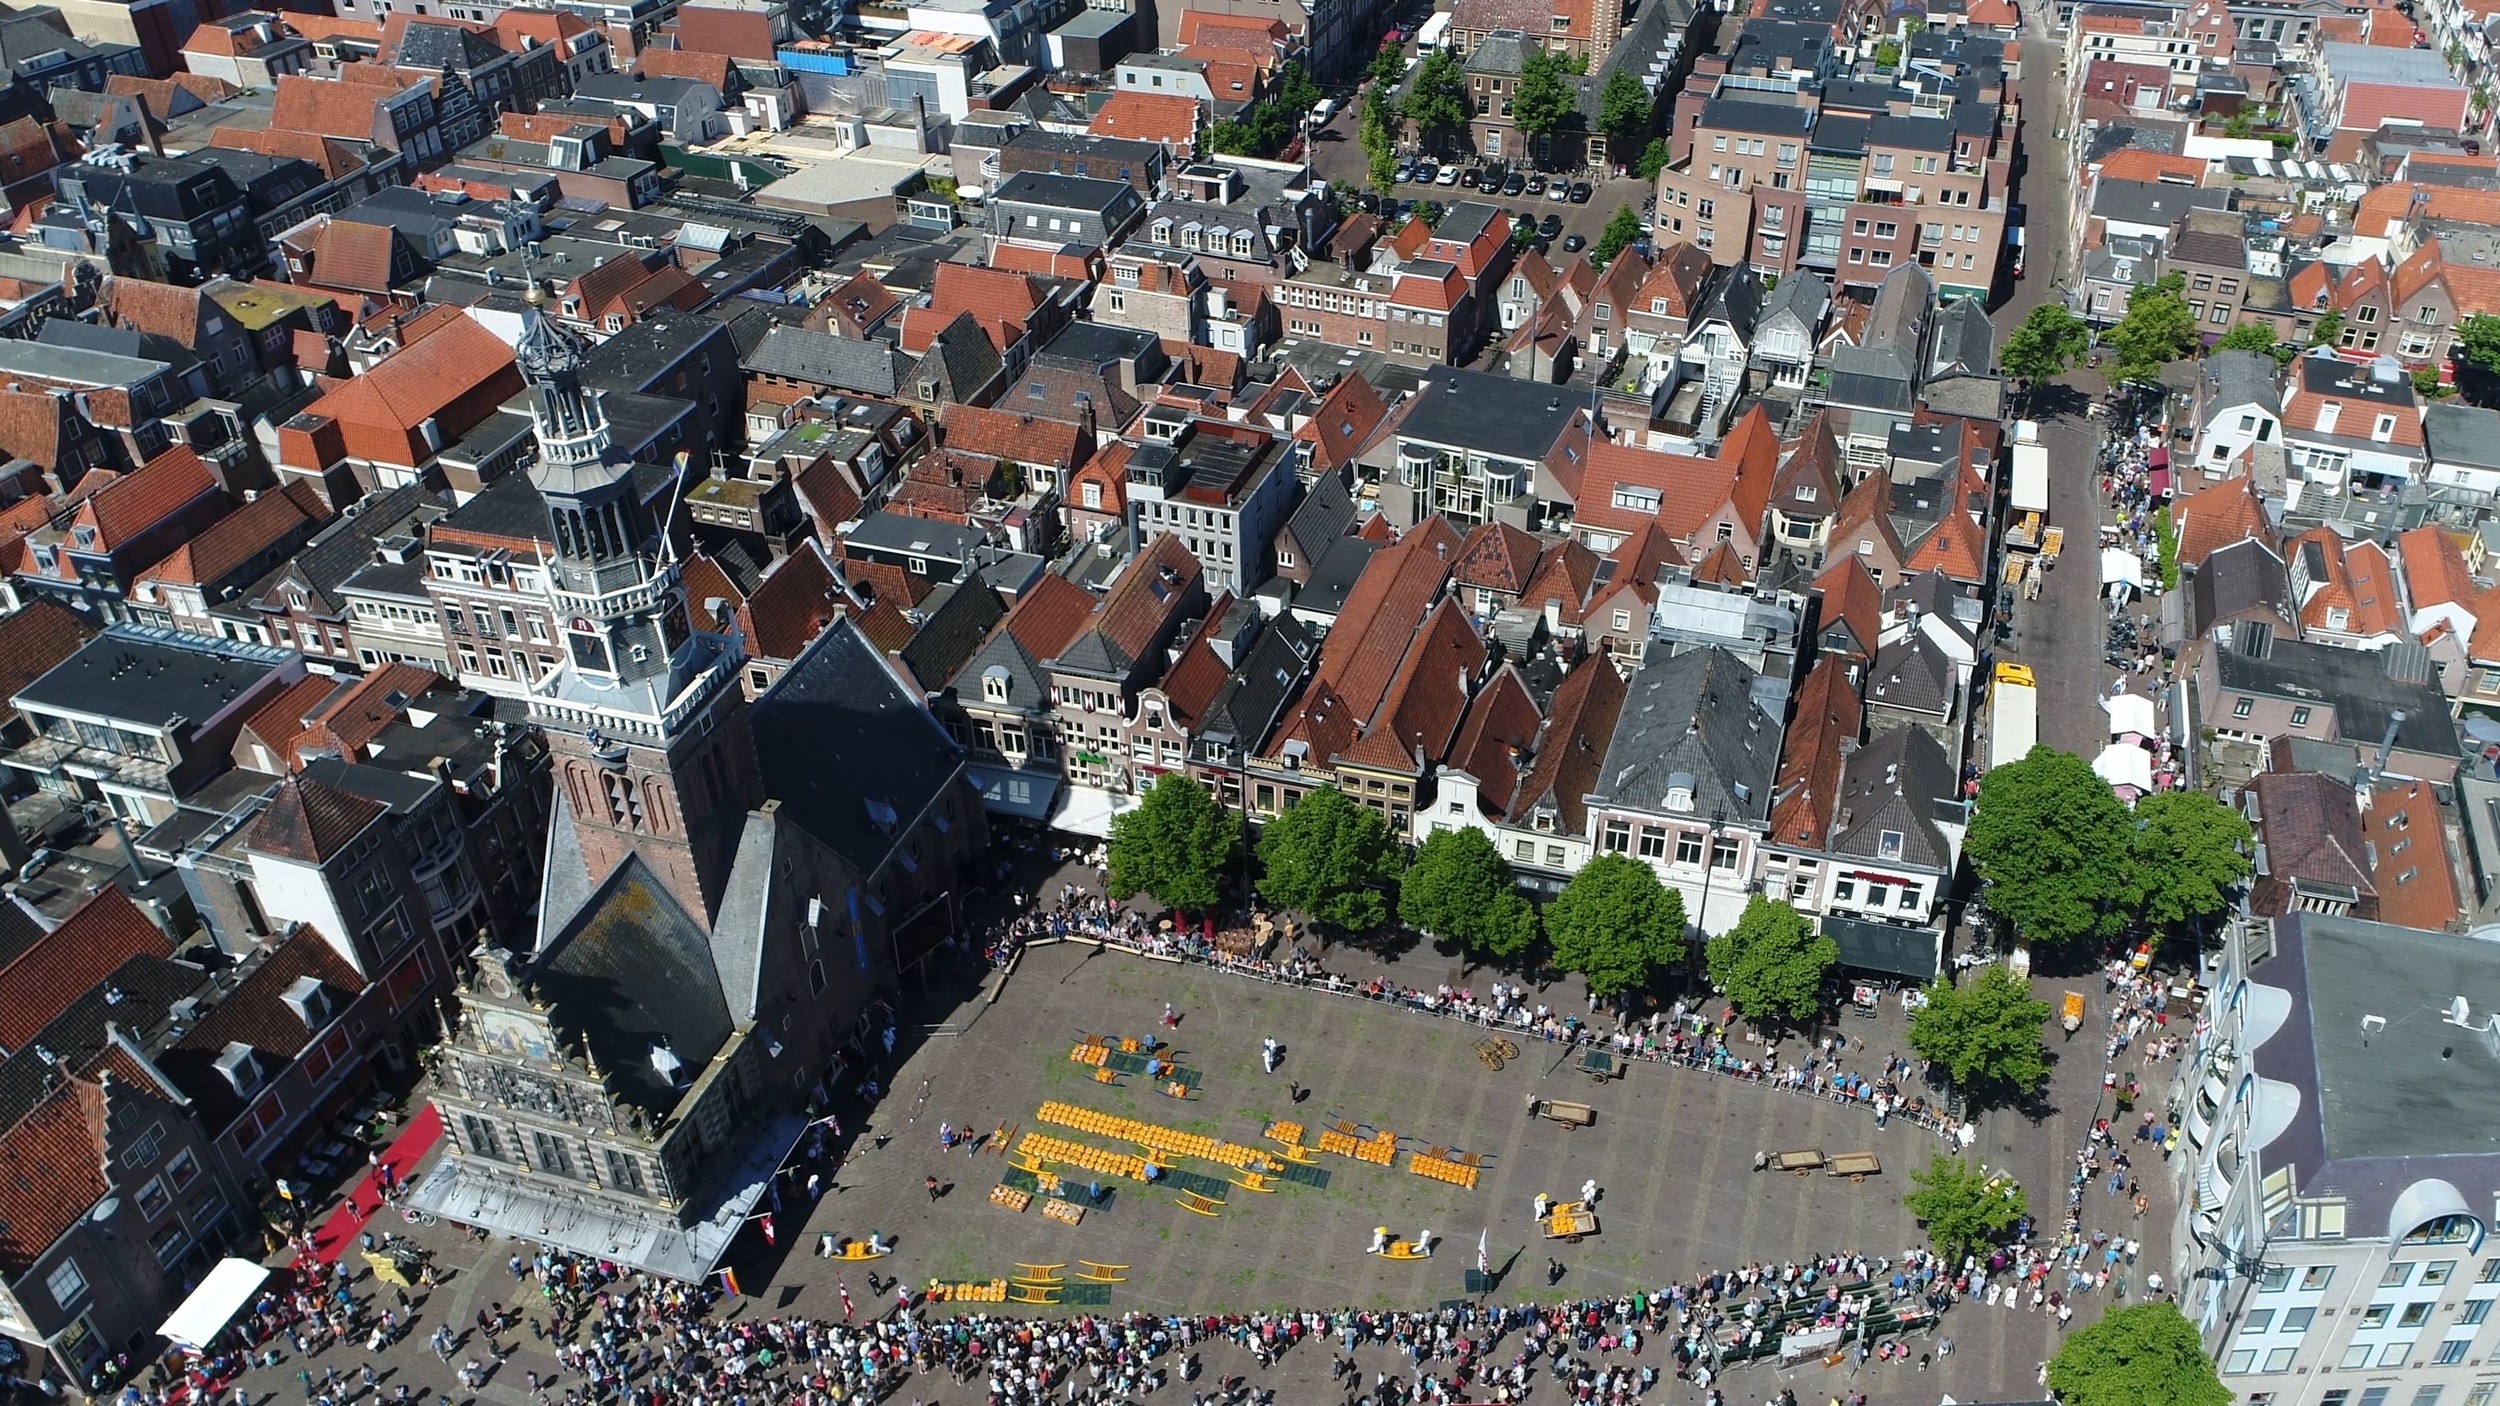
[2288,526,2407,650]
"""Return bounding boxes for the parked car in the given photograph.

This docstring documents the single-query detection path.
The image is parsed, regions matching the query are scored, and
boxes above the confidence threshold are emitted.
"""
[1568,181,1592,203]
[1501,172,1526,197]
[1563,233,1586,252]
[1461,168,1483,188]
[1411,161,1437,183]
[1395,159,1417,183]
[1546,180,1572,201]
[1436,165,1462,185]
[1539,213,1563,237]
[1525,174,1547,194]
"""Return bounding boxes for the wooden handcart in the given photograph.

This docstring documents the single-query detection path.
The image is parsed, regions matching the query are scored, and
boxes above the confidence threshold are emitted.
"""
[1578,1048,1624,1081]
[1474,1035,1520,1070]
[1827,1152,1882,1184]
[1543,1202,1599,1243]
[1772,1148,1826,1176]
[2061,991,2085,1035]
[1531,1097,1594,1131]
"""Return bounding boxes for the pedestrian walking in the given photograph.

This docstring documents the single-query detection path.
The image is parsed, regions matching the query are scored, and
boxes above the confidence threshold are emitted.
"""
[925,1174,940,1202]
[839,1279,855,1323]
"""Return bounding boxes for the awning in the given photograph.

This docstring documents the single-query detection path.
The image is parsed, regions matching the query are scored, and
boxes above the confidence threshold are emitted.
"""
[2104,692,2156,738]
[1047,784,1138,839]
[966,765,1058,821]
[2100,547,2146,591]
[1819,915,1942,980]
[2148,447,2169,469]
[2149,467,2171,498]
[157,1258,270,1351]
[2094,741,2155,794]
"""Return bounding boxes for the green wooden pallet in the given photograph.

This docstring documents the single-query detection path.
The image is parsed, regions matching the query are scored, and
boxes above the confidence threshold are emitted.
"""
[1003,1168,1118,1211]
[1104,1050,1199,1084]
[1157,1166,1231,1199]
[1060,1282,1113,1306]
[1273,1161,1331,1190]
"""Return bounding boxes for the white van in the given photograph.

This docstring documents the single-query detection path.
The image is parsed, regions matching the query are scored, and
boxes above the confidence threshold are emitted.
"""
[1311,98,1338,125]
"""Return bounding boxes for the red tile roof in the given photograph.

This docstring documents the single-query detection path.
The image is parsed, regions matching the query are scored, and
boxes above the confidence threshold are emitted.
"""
[1001,572,1097,663]
[237,672,346,772]
[744,546,844,661]
[2398,524,2477,613]
[306,217,396,295]
[1453,521,1541,596]
[0,887,172,1053]
[1089,91,1201,151]
[305,308,521,466]
[136,481,329,588]
[0,1074,109,1275]
[633,46,734,86]
[1269,517,1462,765]
[302,662,445,762]
[247,775,387,864]
[1813,555,1883,658]
[0,598,93,726]
[74,445,219,550]
[1440,664,1543,818]
[2363,777,2462,930]
[1768,656,1860,851]
[1082,533,1201,663]
[897,263,1051,355]
[270,71,407,142]
[2172,473,2274,569]
[940,403,1091,473]
[172,925,369,1063]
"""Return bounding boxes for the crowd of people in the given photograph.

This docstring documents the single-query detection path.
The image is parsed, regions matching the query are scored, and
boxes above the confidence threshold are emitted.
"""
[167,1239,2007,1406]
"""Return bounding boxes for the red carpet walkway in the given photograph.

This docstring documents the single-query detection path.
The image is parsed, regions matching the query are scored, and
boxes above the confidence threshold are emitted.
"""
[309,1104,442,1263]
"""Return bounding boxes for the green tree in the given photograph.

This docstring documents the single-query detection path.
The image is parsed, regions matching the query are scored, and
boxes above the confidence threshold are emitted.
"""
[2215,321,2280,358]
[1275,61,1320,119]
[1966,745,2137,945]
[1512,48,1581,150]
[1705,896,1837,1024]
[1255,786,1400,932]
[1400,826,1537,965]
[1874,37,1901,67]
[2047,1304,2232,1406]
[1360,90,1398,191]
[1902,1154,2028,1263]
[1999,303,2091,392]
[1367,38,1405,88]
[1635,136,1671,181]
[1402,49,1468,152]
[2106,272,2199,384]
[1908,965,2054,1097]
[2131,791,2252,937]
[2459,312,2500,376]
[1545,854,1685,997]
[2308,309,2343,348]
[1106,773,1241,913]
[1597,69,1652,156]
[2223,108,2254,140]
[1206,119,1256,155]
[1591,204,1642,268]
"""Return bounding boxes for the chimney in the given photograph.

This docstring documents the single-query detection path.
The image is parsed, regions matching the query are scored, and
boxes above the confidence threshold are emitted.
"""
[2375,708,2406,778]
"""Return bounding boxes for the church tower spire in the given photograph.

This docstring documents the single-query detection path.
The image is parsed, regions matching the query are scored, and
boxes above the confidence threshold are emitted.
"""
[519,281,761,931]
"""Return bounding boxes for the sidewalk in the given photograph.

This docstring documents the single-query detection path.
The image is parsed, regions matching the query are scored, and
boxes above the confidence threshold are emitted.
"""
[308,1105,444,1264]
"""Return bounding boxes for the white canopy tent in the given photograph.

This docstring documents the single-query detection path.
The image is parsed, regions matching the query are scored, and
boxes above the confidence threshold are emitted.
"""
[2093,742,2155,795]
[2100,547,2146,597]
[157,1258,270,1351]
[2104,692,2157,738]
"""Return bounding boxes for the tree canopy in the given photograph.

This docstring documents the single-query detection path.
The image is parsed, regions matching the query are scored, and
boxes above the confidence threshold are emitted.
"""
[2047,1304,2232,1406]
[1902,1154,2028,1263]
[1399,826,1537,964]
[1705,897,1837,1024]
[1966,745,2137,945]
[2106,272,2200,385]
[2214,321,2281,359]
[1511,49,1582,145]
[2461,313,2500,380]
[2131,790,2252,937]
[1591,205,1642,268]
[1634,137,1671,181]
[1597,69,1651,155]
[1275,62,1320,118]
[1545,854,1685,996]
[1255,786,1400,932]
[1106,773,1240,913]
[1402,50,1468,150]
[1908,964,2053,1098]
[1366,38,1405,88]
[1999,304,2091,390]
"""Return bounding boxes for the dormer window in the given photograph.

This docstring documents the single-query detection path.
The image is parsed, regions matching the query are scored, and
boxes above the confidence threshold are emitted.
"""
[1796,484,1817,503]
[1877,829,1904,860]
[982,665,1010,703]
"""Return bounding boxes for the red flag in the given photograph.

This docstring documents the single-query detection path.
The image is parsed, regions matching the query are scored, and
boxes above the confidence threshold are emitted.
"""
[759,1212,776,1246]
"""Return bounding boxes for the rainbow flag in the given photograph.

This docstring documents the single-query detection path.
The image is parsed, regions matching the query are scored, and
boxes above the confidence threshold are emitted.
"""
[719,1267,744,1297]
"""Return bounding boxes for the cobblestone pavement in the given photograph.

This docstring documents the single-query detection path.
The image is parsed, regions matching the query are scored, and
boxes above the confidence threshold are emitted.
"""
[221,936,2178,1406]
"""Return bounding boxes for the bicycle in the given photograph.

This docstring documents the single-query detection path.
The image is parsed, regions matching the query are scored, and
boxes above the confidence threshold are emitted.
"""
[402,1207,438,1226]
